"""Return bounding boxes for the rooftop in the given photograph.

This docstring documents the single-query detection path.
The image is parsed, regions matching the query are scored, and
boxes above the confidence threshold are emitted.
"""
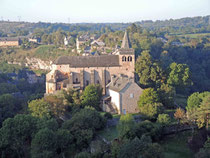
[54,55,120,67]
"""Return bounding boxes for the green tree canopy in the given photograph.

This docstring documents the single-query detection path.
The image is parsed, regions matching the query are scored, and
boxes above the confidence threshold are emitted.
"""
[81,84,102,110]
[138,88,163,119]
[135,51,164,87]
[186,91,210,112]
[31,128,57,158]
[167,62,193,91]
[0,114,39,158]
[28,98,51,119]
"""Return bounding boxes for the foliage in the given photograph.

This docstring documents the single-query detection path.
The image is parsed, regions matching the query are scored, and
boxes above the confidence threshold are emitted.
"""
[0,94,21,125]
[117,114,135,139]
[62,108,106,150]
[0,114,39,158]
[135,51,164,87]
[167,62,193,92]
[139,102,163,119]
[158,83,176,108]
[44,95,67,118]
[117,136,163,158]
[31,128,57,158]
[133,120,162,141]
[81,84,102,110]
[138,88,160,106]
[28,98,51,119]
[157,114,171,125]
[174,108,186,123]
[186,91,210,112]
[195,95,210,128]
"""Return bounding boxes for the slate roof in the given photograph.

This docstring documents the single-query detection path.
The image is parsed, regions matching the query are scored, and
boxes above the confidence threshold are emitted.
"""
[121,30,131,49]
[54,55,120,67]
[108,76,131,92]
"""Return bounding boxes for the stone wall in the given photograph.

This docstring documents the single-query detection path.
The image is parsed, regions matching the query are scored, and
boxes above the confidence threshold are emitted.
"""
[121,82,143,114]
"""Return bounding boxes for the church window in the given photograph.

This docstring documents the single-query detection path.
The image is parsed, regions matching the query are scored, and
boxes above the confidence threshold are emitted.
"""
[122,56,126,62]
[128,56,132,62]
[75,78,78,83]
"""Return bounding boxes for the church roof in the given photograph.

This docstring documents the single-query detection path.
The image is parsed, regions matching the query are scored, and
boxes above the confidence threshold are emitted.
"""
[54,55,120,67]
[121,30,131,49]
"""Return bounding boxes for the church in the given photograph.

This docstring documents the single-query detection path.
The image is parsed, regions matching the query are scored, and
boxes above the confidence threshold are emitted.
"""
[46,31,143,114]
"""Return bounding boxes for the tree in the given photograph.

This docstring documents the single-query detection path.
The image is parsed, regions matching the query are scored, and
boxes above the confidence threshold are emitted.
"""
[174,108,186,124]
[44,95,67,118]
[118,136,163,158]
[81,84,102,110]
[28,98,51,119]
[62,108,105,150]
[138,88,160,106]
[117,114,135,139]
[186,91,210,112]
[56,129,73,157]
[167,62,193,92]
[0,94,21,125]
[195,95,210,128]
[0,114,39,158]
[31,128,57,158]
[135,51,165,87]
[158,83,176,107]
[138,88,163,119]
[135,51,153,86]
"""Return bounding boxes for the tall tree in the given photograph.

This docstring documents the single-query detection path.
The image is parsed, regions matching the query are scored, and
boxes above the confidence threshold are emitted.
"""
[167,62,192,92]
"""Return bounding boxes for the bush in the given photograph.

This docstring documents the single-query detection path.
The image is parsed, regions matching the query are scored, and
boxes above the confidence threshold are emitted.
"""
[157,114,171,125]
[133,120,162,141]
[117,114,135,139]
[104,112,113,120]
[139,103,164,119]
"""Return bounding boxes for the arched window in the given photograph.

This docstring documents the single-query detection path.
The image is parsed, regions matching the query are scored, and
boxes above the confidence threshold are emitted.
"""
[122,56,126,62]
[97,80,100,84]
[128,56,132,62]
[75,78,78,83]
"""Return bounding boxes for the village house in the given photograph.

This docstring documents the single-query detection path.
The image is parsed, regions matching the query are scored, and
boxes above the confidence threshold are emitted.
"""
[0,37,20,47]
[103,75,143,114]
[46,31,143,114]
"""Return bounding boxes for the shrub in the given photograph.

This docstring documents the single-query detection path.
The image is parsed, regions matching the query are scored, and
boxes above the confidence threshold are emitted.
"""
[104,112,113,120]
[157,114,171,125]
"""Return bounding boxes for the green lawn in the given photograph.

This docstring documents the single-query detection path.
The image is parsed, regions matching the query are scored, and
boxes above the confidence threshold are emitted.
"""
[177,32,210,38]
[161,131,194,158]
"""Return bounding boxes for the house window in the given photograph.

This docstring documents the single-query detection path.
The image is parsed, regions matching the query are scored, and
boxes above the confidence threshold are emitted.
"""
[122,56,126,62]
[130,93,134,98]
[128,56,132,62]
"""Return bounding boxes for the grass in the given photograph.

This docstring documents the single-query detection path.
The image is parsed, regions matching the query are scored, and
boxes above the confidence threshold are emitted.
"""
[177,32,210,38]
[98,126,118,142]
[161,131,194,158]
